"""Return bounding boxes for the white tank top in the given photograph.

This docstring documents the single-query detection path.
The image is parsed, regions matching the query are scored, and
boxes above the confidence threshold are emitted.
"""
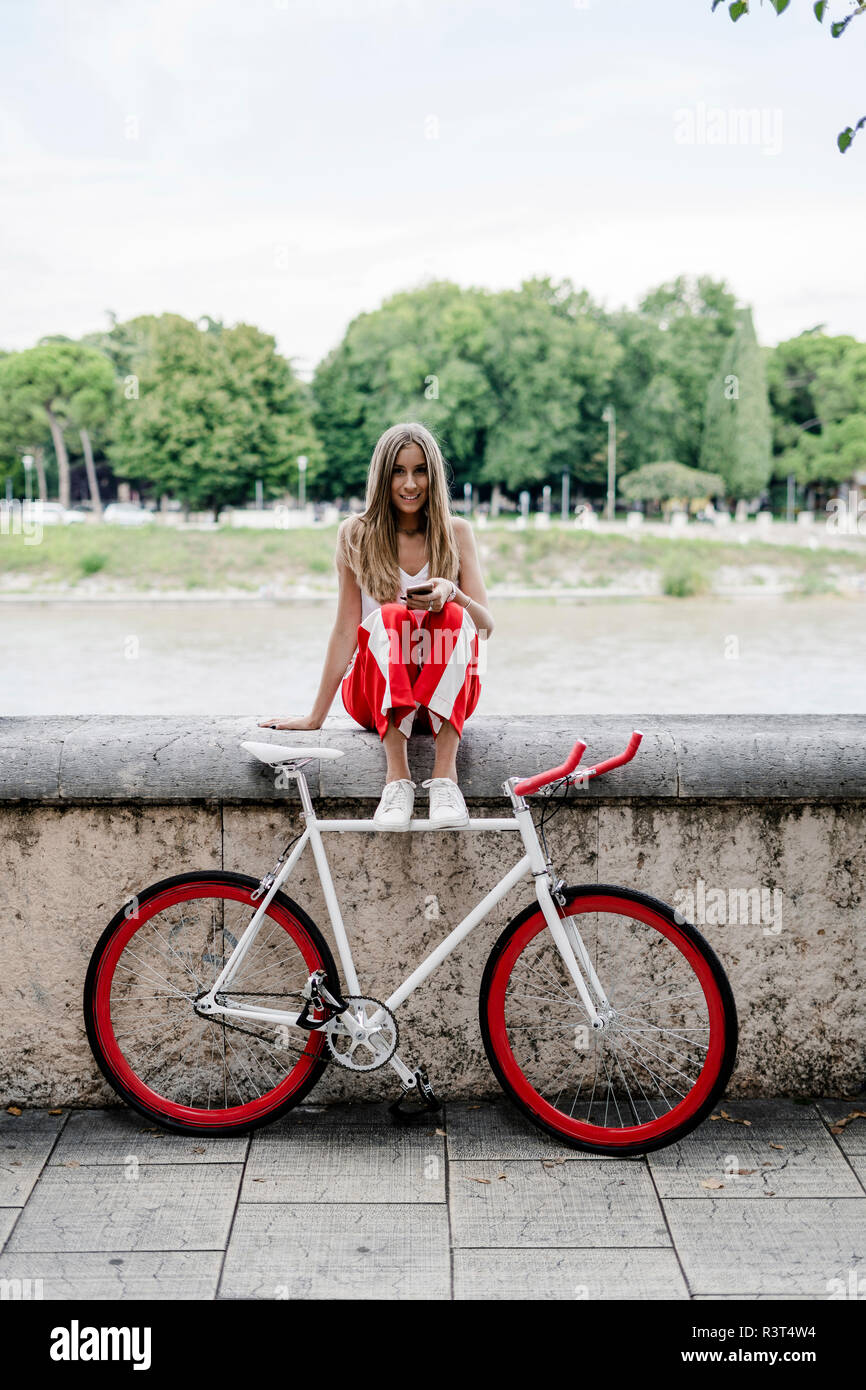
[360,562,430,623]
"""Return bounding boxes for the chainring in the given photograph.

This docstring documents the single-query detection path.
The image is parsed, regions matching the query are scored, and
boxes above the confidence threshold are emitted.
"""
[324,996,399,1071]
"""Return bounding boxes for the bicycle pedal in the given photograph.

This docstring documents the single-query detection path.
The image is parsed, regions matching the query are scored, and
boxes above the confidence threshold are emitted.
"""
[388,1067,441,1123]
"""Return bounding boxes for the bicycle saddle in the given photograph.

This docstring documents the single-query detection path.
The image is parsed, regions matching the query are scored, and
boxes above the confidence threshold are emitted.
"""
[241,741,346,765]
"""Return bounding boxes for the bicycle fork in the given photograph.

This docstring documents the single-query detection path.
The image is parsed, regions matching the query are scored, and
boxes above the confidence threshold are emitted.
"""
[507,777,611,1031]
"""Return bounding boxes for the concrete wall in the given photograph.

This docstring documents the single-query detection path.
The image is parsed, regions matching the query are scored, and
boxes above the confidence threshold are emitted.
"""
[1,714,864,1105]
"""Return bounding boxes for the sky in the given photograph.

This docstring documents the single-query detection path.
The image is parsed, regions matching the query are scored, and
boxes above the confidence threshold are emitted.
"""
[2,0,865,376]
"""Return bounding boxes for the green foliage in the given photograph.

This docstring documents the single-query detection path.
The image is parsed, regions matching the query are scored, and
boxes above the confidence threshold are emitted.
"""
[711,0,865,151]
[0,341,116,505]
[108,314,320,513]
[660,552,712,598]
[610,276,739,476]
[619,460,726,503]
[312,278,622,497]
[78,551,108,576]
[767,331,866,486]
[700,308,773,498]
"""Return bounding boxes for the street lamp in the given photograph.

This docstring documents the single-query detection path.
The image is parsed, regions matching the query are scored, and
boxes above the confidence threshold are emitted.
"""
[297,455,308,510]
[602,405,616,523]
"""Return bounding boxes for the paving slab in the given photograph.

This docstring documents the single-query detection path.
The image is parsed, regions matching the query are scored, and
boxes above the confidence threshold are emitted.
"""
[662,1197,866,1297]
[0,1110,67,1205]
[0,1208,20,1247]
[243,1123,445,1202]
[449,1159,669,1248]
[0,1250,223,1299]
[275,1102,442,1133]
[444,1099,623,1160]
[453,1247,689,1299]
[648,1099,863,1198]
[5,1162,244,1253]
[815,1099,866,1156]
[50,1109,249,1165]
[219,1203,450,1299]
[848,1155,866,1194]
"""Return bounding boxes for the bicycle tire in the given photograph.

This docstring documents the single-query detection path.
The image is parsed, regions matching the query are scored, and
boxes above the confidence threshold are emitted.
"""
[479,883,738,1155]
[84,870,340,1136]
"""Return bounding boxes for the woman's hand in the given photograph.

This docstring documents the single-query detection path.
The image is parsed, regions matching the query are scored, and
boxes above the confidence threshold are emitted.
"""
[404,577,455,612]
[257,714,322,730]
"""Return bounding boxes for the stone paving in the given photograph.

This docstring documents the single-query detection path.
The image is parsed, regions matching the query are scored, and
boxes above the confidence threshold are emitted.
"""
[1,1097,864,1300]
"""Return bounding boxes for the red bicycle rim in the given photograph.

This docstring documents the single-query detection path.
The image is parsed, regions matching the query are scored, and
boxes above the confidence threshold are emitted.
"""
[91,881,327,1129]
[487,893,727,1147]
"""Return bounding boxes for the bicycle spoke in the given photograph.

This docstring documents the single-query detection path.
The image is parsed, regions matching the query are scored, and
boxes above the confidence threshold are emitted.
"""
[496,901,724,1141]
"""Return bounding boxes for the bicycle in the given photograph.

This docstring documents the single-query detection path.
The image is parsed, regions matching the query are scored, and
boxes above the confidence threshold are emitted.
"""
[83,730,738,1155]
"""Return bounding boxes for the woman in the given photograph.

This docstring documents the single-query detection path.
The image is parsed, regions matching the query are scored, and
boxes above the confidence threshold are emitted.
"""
[259,422,494,830]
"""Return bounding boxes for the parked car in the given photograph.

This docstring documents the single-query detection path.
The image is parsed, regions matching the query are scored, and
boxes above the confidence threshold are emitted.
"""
[102,503,155,526]
[19,501,86,526]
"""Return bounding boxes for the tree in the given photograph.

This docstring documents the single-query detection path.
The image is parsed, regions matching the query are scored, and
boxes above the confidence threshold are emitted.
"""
[0,343,115,507]
[312,278,622,498]
[619,460,725,507]
[767,331,866,487]
[711,0,866,151]
[0,366,53,501]
[611,276,739,476]
[108,314,320,515]
[479,278,622,491]
[700,308,773,498]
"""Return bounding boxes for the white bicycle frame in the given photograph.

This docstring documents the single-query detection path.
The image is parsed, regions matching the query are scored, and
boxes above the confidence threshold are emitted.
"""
[195,759,610,1087]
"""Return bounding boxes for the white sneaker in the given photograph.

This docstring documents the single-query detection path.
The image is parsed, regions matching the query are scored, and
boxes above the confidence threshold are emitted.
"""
[421,777,469,828]
[373,778,416,830]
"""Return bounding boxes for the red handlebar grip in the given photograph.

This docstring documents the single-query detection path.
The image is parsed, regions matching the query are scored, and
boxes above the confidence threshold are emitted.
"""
[513,737,587,796]
[577,730,644,781]
[513,730,644,798]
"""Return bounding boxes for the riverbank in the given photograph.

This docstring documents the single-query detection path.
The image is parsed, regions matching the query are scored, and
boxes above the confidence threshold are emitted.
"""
[1,521,865,601]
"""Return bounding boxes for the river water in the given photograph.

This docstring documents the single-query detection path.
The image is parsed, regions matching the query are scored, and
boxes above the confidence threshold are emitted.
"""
[2,596,864,716]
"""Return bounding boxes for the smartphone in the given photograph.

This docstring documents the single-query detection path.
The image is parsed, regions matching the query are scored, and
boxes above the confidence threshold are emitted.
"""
[405,583,434,596]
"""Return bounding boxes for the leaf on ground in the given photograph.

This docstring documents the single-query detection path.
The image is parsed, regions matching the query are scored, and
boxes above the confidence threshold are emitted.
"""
[542,1158,567,1168]
[435,1129,447,1137]
[191,1146,206,1154]
[768,1142,785,1150]
[48,1109,63,1116]
[6,1107,22,1117]
[715,1110,752,1126]
[829,1110,866,1133]
[701,1178,725,1189]
[464,1176,491,1184]
[734,1168,757,1176]
[497,1173,507,1180]
[64,1160,80,1168]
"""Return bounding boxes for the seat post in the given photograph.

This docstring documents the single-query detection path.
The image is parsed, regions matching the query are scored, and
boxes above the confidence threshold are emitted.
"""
[276,762,316,819]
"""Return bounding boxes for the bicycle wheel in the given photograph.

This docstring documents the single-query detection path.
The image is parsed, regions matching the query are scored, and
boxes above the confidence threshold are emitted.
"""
[480,884,737,1155]
[84,871,339,1135]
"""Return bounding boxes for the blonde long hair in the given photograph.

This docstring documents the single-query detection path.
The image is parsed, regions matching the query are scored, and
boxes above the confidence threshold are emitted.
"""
[337,423,461,603]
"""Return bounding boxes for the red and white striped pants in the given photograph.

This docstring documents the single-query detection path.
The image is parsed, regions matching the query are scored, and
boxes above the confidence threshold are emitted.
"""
[341,601,481,740]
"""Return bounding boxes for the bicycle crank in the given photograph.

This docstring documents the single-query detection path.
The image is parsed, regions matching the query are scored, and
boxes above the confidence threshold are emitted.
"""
[325,996,398,1071]
[388,1066,441,1122]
